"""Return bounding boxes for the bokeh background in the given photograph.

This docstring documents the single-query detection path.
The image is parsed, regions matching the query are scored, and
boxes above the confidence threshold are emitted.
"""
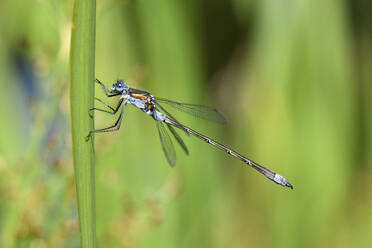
[0,0,371,247]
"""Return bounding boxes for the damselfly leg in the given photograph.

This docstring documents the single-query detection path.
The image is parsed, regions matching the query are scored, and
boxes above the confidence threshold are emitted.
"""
[89,97,125,116]
[94,97,115,111]
[89,98,115,118]
[87,101,127,139]
[96,79,121,97]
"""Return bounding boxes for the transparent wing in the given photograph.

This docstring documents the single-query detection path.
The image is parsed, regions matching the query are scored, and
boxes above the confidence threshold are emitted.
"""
[166,123,189,155]
[154,103,190,136]
[155,98,227,123]
[156,121,176,167]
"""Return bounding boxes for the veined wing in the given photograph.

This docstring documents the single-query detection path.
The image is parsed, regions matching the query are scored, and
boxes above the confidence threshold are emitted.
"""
[155,103,190,136]
[156,121,176,167]
[155,98,227,123]
[166,123,189,155]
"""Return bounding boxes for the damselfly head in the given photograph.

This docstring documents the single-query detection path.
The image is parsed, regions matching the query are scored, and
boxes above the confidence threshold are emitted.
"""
[111,80,128,93]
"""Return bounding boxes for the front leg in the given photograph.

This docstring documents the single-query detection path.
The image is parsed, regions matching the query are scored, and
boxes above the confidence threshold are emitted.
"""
[95,78,120,97]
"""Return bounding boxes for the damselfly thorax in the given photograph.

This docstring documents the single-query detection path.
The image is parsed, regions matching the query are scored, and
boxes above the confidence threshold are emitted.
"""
[126,89,167,122]
[88,79,293,189]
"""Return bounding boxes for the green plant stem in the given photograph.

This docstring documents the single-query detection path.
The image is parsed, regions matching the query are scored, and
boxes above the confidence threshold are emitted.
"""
[70,0,96,247]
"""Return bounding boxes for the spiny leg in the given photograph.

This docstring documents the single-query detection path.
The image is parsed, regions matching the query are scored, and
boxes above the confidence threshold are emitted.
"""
[95,78,121,97]
[89,97,124,116]
[95,97,115,111]
[86,102,126,139]
[87,106,124,138]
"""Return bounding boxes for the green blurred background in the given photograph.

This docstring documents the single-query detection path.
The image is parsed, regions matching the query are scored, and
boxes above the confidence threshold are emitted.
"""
[0,0,371,247]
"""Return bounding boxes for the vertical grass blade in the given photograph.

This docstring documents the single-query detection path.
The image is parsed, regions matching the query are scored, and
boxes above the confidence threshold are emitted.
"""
[70,0,96,247]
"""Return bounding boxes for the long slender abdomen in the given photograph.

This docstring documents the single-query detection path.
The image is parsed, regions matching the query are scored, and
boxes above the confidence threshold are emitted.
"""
[164,118,293,189]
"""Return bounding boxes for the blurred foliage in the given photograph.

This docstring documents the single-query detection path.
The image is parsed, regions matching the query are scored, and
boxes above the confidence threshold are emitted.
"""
[0,0,371,247]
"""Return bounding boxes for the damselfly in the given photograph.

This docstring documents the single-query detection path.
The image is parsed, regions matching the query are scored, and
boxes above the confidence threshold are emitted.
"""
[88,79,293,189]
